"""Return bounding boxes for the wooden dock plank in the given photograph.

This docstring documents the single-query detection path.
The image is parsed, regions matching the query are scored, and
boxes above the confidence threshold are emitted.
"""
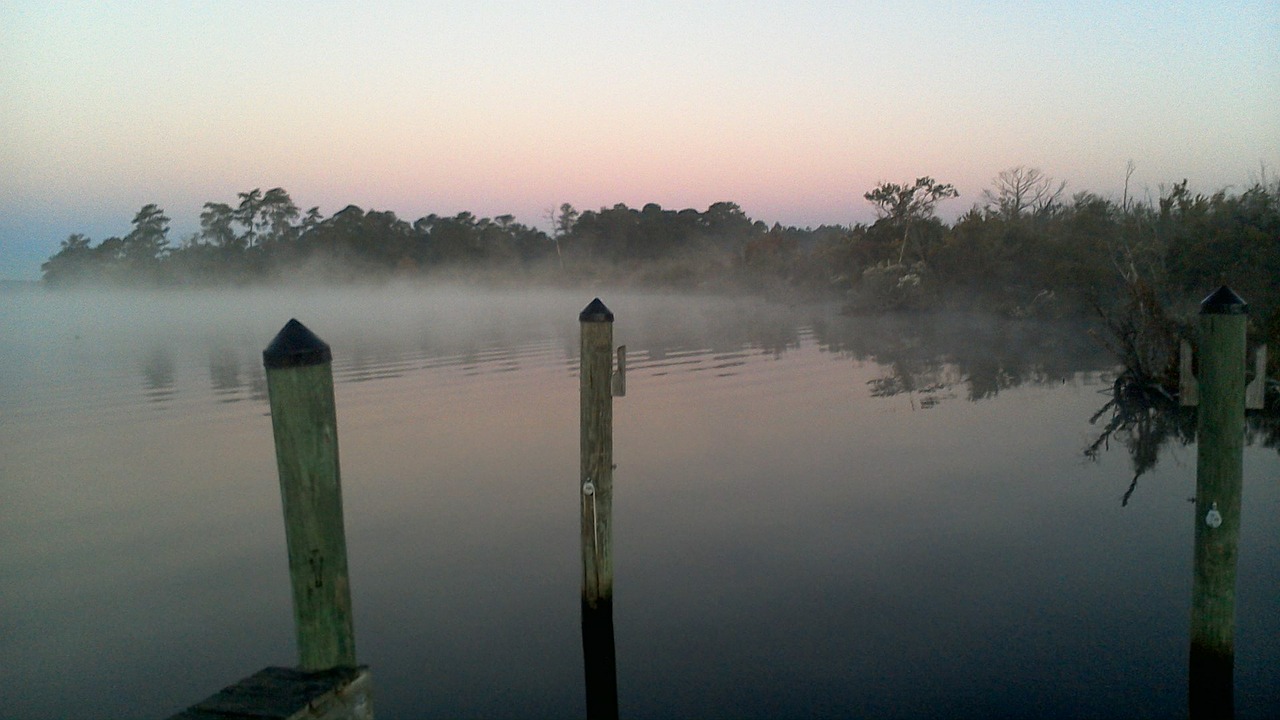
[166,666,372,720]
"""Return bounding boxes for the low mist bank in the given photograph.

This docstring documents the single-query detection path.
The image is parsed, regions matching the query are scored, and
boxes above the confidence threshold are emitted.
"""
[10,280,1274,521]
[37,177,1280,325]
[1,283,1112,404]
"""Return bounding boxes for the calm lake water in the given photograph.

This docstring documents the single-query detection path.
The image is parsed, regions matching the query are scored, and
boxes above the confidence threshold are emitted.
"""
[2,285,1278,719]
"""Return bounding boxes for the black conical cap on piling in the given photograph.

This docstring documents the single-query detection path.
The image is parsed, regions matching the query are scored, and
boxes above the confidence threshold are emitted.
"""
[263,319,332,369]
[579,298,614,323]
[1200,286,1248,315]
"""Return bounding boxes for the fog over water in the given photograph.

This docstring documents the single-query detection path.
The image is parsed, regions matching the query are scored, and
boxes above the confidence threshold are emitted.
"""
[2,284,1278,719]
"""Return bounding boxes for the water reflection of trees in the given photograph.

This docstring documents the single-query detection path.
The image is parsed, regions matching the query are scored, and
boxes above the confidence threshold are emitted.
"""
[617,300,1108,402]
[206,345,270,402]
[1085,378,1280,505]
[209,347,242,401]
[619,297,802,369]
[618,303,1112,405]
[808,310,1112,405]
[1084,379,1196,505]
[140,346,176,403]
[800,307,1264,498]
[136,293,1276,503]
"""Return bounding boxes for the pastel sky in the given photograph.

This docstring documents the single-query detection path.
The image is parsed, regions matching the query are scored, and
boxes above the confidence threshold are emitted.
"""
[2,1,1277,280]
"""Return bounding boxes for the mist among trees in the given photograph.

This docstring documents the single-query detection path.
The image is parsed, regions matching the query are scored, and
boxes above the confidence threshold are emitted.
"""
[40,169,1280,336]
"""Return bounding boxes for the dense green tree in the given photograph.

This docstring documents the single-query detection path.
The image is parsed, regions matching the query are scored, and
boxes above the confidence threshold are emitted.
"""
[40,233,97,286]
[423,211,482,264]
[292,205,414,277]
[120,204,170,281]
[199,202,239,250]
[863,176,959,265]
[233,189,263,247]
[301,206,324,233]
[554,203,579,237]
[258,187,301,246]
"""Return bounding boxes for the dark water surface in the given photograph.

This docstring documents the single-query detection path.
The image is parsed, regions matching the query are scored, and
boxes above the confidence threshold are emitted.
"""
[2,286,1278,719]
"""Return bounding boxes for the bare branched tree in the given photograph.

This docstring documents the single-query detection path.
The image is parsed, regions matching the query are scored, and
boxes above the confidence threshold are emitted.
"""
[1122,159,1136,211]
[982,166,1066,219]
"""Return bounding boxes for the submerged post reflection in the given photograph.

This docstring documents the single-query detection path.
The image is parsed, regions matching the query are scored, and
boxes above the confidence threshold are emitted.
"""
[581,597,619,720]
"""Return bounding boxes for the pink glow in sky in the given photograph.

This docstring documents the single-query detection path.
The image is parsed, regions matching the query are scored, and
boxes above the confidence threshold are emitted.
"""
[2,1,1277,279]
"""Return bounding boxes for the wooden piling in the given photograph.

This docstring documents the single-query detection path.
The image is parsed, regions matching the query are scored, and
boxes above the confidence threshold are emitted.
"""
[579,298,619,720]
[579,298,615,609]
[1189,286,1248,720]
[263,319,357,672]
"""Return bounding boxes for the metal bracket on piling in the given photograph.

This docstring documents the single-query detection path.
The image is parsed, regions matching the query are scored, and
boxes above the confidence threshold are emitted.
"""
[1245,344,1267,410]
[1180,340,1198,407]
[611,345,627,398]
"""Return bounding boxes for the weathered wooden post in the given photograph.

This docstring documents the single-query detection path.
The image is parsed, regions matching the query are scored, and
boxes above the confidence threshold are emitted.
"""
[579,298,621,720]
[170,319,371,717]
[263,319,357,671]
[167,319,371,720]
[1188,286,1248,720]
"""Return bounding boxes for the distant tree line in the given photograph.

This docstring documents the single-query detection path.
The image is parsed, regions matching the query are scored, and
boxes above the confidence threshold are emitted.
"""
[40,169,1280,335]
